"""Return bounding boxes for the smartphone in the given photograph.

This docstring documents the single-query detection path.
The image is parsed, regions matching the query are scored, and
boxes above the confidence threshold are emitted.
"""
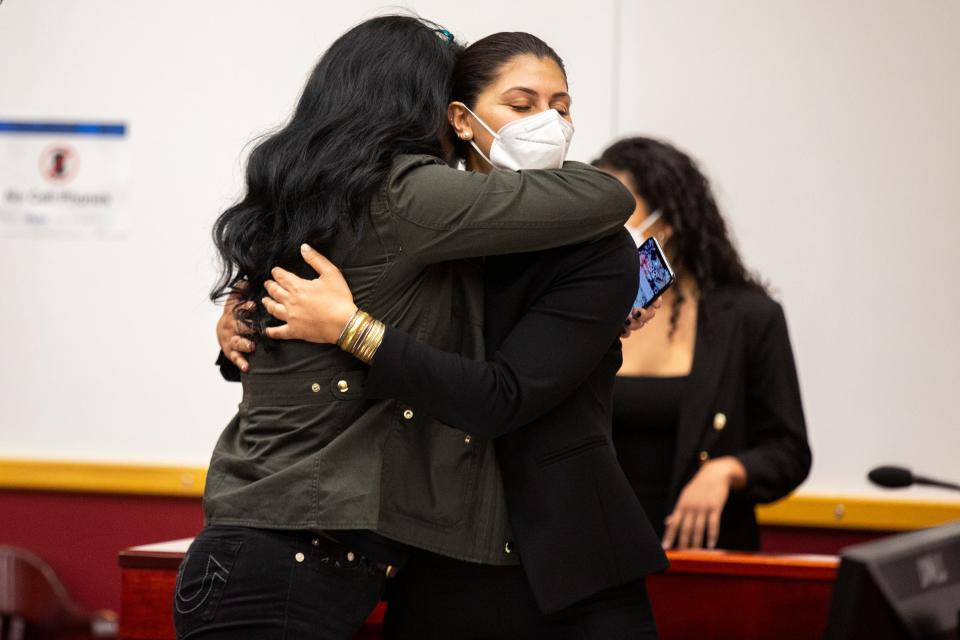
[633,236,676,309]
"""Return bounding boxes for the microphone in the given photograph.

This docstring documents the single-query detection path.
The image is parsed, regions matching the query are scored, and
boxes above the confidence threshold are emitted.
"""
[868,466,960,492]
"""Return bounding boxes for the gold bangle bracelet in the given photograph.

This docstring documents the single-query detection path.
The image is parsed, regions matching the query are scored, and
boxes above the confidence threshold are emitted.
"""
[337,310,370,351]
[366,321,386,363]
[355,327,378,363]
[336,311,360,346]
[351,316,374,350]
[354,319,381,363]
[337,309,384,364]
[353,319,385,364]
[348,316,374,354]
[336,311,362,348]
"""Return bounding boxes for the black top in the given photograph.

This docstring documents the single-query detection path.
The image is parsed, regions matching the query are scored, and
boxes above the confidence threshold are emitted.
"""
[611,375,687,537]
[365,229,668,613]
[642,287,812,551]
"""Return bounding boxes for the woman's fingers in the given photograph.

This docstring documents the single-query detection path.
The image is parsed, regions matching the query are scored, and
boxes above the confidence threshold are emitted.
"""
[262,296,288,321]
[623,304,661,336]
[300,244,339,276]
[662,514,678,550]
[264,324,294,340]
[691,511,708,549]
[263,279,290,303]
[667,506,714,550]
[623,313,646,336]
[229,350,249,373]
[707,509,722,549]
[632,306,656,323]
[230,335,255,354]
[270,266,304,290]
[677,511,695,549]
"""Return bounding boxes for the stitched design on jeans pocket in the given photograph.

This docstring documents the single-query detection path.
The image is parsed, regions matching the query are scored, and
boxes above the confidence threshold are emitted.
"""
[173,538,242,635]
[175,553,230,614]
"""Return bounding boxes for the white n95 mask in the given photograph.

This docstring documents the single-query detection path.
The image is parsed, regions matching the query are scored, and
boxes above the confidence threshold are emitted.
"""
[627,209,663,247]
[459,104,575,171]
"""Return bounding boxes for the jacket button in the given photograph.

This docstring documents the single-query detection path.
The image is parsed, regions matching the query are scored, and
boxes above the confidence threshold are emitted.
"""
[403,409,414,420]
[504,541,513,555]
[295,552,305,563]
[337,379,350,393]
[311,383,321,393]
[713,412,727,431]
[698,451,710,463]
[464,435,472,444]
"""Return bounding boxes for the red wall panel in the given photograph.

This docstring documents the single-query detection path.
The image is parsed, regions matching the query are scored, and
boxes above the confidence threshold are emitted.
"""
[0,490,204,613]
[0,489,890,615]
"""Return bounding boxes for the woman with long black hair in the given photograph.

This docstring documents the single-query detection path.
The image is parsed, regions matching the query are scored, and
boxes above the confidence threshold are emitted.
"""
[183,15,636,640]
[595,137,812,552]
[249,33,666,639]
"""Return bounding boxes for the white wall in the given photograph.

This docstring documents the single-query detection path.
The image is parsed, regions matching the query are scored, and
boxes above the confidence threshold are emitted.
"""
[1,0,957,499]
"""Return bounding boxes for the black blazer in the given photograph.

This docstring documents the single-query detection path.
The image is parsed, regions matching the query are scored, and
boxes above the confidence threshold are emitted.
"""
[365,229,669,614]
[658,287,812,551]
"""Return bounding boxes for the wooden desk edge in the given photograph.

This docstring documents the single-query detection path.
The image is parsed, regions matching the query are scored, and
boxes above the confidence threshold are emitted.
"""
[118,540,839,580]
[665,550,839,581]
[119,539,193,570]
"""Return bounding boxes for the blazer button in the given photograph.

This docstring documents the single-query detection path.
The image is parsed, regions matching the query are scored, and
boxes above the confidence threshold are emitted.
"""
[337,379,350,393]
[403,409,414,420]
[311,383,321,393]
[504,541,513,555]
[713,412,727,431]
[698,451,710,463]
[464,435,472,444]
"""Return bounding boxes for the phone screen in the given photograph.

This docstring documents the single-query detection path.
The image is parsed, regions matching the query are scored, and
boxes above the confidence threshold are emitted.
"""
[633,236,676,309]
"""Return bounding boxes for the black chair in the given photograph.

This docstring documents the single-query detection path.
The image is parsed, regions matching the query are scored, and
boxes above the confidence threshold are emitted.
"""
[0,546,117,640]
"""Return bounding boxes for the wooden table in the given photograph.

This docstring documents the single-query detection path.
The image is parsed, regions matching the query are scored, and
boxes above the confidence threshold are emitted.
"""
[119,540,837,639]
[649,549,839,639]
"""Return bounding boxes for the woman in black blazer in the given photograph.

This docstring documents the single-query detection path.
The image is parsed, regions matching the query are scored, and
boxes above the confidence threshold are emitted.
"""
[594,137,812,551]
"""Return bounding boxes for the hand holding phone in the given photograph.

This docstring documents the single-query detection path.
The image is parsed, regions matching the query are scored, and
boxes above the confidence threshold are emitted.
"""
[623,299,660,337]
[633,236,676,309]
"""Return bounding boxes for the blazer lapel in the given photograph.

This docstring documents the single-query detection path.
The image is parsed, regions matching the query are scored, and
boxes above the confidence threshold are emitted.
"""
[669,293,737,502]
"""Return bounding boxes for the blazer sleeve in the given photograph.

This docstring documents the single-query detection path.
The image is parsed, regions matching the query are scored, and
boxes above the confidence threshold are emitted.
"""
[386,156,635,264]
[364,235,639,438]
[733,302,812,503]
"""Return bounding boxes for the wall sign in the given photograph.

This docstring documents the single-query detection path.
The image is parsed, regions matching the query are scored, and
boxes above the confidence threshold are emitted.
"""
[0,121,130,238]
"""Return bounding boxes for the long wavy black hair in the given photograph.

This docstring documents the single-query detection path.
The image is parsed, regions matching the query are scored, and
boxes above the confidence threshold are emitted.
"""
[210,15,462,336]
[594,137,767,335]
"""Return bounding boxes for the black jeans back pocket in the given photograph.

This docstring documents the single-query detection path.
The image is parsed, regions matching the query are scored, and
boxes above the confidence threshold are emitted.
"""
[173,535,243,637]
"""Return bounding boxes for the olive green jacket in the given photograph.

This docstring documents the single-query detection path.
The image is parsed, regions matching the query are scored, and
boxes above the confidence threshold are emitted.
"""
[203,154,634,564]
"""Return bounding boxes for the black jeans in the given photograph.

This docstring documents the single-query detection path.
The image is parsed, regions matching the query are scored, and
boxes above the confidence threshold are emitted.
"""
[382,551,658,640]
[173,526,384,640]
